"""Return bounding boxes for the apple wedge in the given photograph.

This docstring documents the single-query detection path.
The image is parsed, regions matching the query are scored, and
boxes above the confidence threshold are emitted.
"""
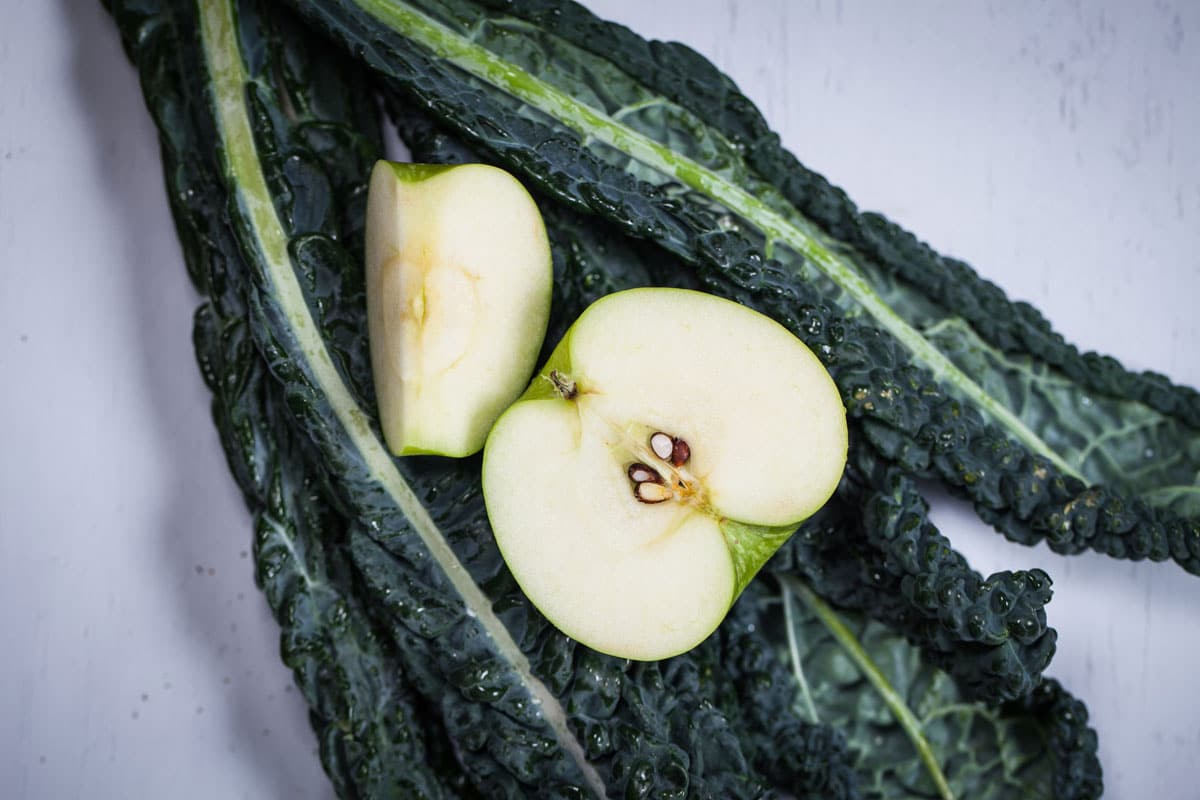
[366,161,552,457]
[482,288,848,660]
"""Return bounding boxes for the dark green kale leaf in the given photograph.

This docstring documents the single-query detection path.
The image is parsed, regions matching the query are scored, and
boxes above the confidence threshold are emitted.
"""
[460,0,1199,432]
[108,1,1105,797]
[290,0,1200,575]
[108,0,857,797]
[104,2,459,795]
[236,16,794,798]
[775,577,1101,800]
[773,450,1056,706]
[197,304,462,800]
[396,105,874,794]
[394,101,1058,707]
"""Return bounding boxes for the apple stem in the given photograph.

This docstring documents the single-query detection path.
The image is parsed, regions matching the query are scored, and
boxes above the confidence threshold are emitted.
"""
[547,370,577,400]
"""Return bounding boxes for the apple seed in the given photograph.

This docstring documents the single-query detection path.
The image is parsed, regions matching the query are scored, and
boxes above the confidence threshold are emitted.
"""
[649,432,674,461]
[670,438,691,467]
[634,481,673,504]
[627,463,663,484]
[649,431,691,467]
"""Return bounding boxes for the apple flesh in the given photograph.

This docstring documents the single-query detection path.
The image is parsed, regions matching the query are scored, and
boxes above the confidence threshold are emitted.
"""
[482,288,848,660]
[365,161,552,457]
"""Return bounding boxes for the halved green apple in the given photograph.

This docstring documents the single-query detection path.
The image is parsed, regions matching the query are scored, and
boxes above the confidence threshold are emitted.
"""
[366,161,552,457]
[482,288,848,660]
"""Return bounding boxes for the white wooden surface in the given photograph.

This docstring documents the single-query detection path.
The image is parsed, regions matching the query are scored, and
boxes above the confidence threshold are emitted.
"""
[1,1,1196,797]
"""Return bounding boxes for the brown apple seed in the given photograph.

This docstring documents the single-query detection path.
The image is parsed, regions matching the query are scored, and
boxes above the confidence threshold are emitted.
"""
[628,463,663,484]
[670,438,690,467]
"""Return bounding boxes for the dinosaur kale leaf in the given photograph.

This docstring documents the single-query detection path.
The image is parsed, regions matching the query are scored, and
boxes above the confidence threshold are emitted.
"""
[776,576,1101,800]
[394,102,1058,707]
[290,0,1200,575]
[105,2,458,795]
[108,0,861,797]
[775,448,1058,706]
[109,0,1105,797]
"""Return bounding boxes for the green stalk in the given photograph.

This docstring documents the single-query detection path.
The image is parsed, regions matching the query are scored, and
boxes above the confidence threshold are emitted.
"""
[779,574,956,800]
[355,0,1082,481]
[782,585,820,724]
[196,2,605,796]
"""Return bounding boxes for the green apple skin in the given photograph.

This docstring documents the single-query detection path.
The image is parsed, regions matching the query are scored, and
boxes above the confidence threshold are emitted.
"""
[482,288,848,661]
[365,161,552,458]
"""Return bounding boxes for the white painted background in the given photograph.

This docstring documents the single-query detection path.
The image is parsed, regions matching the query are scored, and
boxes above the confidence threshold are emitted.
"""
[1,1,1196,797]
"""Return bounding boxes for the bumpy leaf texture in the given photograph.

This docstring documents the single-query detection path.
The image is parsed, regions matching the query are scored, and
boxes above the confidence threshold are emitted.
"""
[393,104,1058,707]
[106,0,855,797]
[464,0,1198,430]
[292,0,1200,574]
[104,2,459,796]
[107,0,1103,797]
[777,577,1101,800]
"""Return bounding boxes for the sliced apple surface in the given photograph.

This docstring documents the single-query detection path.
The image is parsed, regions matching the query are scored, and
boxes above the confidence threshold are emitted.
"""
[482,288,848,660]
[366,161,552,457]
